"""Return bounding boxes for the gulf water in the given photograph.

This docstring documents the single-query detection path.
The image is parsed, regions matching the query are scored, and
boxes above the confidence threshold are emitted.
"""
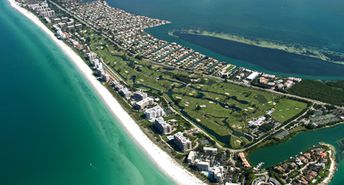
[2,0,344,184]
[0,1,174,185]
[107,0,344,79]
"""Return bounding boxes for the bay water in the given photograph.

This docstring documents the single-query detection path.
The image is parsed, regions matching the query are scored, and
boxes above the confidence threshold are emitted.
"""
[108,0,344,79]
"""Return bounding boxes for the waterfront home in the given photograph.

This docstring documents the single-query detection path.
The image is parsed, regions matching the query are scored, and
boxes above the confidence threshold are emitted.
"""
[238,152,251,168]
[246,71,260,81]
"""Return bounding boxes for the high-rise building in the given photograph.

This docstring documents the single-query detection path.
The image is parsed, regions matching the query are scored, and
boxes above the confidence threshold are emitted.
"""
[144,105,165,119]
[134,97,154,110]
[154,117,172,135]
[132,91,148,101]
[173,132,192,152]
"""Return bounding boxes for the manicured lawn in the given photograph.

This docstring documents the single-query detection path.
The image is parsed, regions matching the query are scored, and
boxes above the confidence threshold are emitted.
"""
[272,99,308,123]
[87,32,309,148]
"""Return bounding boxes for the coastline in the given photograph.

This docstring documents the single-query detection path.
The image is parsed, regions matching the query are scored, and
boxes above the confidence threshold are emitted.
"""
[8,0,205,184]
[166,29,344,80]
[177,29,344,64]
[321,143,337,185]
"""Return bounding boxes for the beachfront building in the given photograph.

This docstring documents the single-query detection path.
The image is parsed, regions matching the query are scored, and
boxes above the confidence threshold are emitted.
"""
[154,117,172,135]
[27,1,56,18]
[27,1,46,9]
[173,132,192,152]
[144,105,165,120]
[134,97,154,110]
[19,0,42,4]
[119,87,132,100]
[87,52,97,63]
[187,151,197,165]
[114,83,124,91]
[39,9,55,17]
[209,166,224,183]
[195,160,210,171]
[132,91,148,101]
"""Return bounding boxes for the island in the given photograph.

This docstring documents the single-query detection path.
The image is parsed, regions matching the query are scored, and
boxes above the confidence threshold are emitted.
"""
[10,0,343,184]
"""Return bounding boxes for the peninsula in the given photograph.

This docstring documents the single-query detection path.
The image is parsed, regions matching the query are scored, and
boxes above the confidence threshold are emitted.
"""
[10,0,342,184]
[173,29,344,65]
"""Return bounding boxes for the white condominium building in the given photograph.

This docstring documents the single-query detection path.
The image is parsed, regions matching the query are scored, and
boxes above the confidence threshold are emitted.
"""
[173,132,192,152]
[134,97,154,110]
[154,117,172,135]
[144,105,165,119]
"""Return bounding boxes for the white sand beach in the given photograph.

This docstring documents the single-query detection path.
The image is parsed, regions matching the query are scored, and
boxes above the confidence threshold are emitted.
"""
[8,0,205,184]
[321,145,336,185]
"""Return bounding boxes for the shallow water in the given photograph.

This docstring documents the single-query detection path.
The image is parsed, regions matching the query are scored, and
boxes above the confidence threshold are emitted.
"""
[0,1,174,185]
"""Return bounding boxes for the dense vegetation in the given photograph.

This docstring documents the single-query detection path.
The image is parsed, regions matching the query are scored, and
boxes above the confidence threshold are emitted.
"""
[289,80,344,106]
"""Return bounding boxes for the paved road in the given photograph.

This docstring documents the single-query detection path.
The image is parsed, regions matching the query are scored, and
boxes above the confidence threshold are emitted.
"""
[50,0,344,111]
[161,96,229,151]
[242,104,312,151]
[50,1,344,153]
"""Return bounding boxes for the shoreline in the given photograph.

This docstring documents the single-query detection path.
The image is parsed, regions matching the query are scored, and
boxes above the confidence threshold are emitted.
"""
[167,29,344,80]
[320,143,337,184]
[8,0,205,184]
[176,29,344,65]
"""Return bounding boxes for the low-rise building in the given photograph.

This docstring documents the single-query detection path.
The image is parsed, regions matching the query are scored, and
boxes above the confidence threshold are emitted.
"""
[248,116,266,127]
[203,147,218,154]
[246,71,260,81]
[238,152,251,168]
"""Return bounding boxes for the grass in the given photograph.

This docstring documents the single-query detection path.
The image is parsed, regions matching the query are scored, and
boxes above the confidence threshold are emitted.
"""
[272,99,308,123]
[169,80,308,148]
[87,31,309,148]
[170,81,279,130]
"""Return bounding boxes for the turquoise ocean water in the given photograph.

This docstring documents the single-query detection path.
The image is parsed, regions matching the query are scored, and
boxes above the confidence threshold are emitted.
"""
[0,1,174,185]
[2,0,344,184]
[107,0,344,79]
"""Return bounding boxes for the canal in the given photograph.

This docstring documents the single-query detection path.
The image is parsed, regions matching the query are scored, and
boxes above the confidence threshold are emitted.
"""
[249,123,344,184]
